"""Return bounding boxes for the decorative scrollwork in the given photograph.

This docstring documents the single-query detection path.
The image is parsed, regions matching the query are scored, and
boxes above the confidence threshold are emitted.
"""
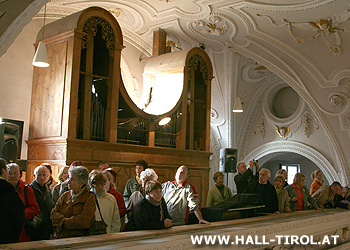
[82,16,115,57]
[329,94,344,107]
[188,54,208,81]
[257,9,350,56]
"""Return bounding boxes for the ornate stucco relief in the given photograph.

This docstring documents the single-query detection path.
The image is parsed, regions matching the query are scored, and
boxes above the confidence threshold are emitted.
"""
[192,15,228,37]
[241,59,273,83]
[257,11,350,55]
[254,116,266,140]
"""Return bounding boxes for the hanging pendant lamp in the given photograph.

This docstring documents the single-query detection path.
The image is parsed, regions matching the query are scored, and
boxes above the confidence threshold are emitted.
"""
[33,4,49,67]
[232,97,243,113]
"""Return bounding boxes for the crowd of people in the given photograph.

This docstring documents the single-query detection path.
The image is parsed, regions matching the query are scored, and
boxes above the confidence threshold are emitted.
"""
[207,160,349,214]
[0,158,209,244]
[1,157,349,244]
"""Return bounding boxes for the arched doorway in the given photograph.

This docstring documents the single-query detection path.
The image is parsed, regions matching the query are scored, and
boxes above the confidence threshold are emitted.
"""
[242,141,343,185]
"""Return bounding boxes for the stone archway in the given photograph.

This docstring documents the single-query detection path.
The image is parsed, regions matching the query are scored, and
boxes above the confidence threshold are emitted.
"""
[242,141,343,185]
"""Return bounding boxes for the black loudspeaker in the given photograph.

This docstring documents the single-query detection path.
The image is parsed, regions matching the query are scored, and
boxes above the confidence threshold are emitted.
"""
[0,122,20,162]
[219,148,237,173]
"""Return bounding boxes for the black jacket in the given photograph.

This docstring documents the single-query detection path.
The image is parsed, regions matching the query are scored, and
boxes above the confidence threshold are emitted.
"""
[244,180,279,213]
[234,168,258,194]
[124,197,171,231]
[0,178,26,244]
[29,180,55,240]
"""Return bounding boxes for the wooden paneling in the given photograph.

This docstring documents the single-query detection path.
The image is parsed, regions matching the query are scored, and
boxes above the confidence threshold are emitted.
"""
[30,41,68,139]
[27,138,210,205]
[27,7,212,207]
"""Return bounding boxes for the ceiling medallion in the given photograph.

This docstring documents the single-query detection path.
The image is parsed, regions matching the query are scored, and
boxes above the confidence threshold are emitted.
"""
[193,15,228,37]
[257,10,350,56]
[329,94,343,107]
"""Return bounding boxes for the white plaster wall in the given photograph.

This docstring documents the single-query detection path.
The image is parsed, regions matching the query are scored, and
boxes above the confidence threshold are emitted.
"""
[0,19,43,160]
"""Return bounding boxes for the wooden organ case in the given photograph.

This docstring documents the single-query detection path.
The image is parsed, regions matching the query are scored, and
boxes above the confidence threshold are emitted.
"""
[27,7,213,206]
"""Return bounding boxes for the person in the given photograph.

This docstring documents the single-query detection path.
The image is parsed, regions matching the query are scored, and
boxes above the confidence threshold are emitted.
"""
[104,167,123,194]
[276,169,288,187]
[89,170,121,233]
[162,165,209,226]
[29,165,55,240]
[274,174,291,213]
[51,165,96,238]
[97,160,109,172]
[125,181,172,231]
[244,168,279,214]
[52,165,70,204]
[7,163,40,242]
[285,173,319,211]
[41,163,58,191]
[206,171,232,207]
[127,168,158,218]
[312,181,343,208]
[234,160,259,194]
[103,170,127,218]
[0,158,26,244]
[58,160,84,198]
[123,159,148,206]
[310,169,324,195]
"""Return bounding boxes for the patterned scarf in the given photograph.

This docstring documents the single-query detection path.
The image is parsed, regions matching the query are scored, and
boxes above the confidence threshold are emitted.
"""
[146,194,164,221]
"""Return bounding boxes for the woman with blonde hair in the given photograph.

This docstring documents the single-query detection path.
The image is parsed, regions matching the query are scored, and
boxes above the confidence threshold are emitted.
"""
[52,165,70,204]
[310,169,324,195]
[274,174,291,213]
[206,172,232,207]
[276,169,288,187]
[89,170,121,233]
[285,173,319,211]
[103,170,127,218]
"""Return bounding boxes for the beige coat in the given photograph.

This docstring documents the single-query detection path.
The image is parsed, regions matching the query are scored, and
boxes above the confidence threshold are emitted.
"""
[95,191,121,233]
[312,185,334,207]
[276,188,290,213]
[206,185,233,207]
[51,188,96,239]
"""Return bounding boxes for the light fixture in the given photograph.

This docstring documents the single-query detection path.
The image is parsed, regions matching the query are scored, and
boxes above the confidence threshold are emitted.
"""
[159,117,171,126]
[32,4,49,67]
[233,97,243,113]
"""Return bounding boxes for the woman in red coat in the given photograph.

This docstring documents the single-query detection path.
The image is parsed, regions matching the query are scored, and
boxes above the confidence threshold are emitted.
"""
[7,163,40,242]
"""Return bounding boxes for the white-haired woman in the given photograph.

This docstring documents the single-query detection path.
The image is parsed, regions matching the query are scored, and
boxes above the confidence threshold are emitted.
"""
[7,163,40,242]
[51,166,96,238]
[52,165,69,204]
[126,168,158,218]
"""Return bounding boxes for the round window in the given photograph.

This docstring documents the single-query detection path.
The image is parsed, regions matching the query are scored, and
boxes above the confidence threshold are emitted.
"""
[271,87,299,119]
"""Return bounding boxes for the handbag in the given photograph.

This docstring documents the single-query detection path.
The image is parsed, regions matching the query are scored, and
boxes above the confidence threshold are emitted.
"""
[87,194,107,235]
[23,185,41,236]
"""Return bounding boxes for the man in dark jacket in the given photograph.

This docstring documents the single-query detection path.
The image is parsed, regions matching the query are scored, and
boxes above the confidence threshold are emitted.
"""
[0,158,26,244]
[244,168,279,214]
[28,165,55,240]
[234,161,259,193]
